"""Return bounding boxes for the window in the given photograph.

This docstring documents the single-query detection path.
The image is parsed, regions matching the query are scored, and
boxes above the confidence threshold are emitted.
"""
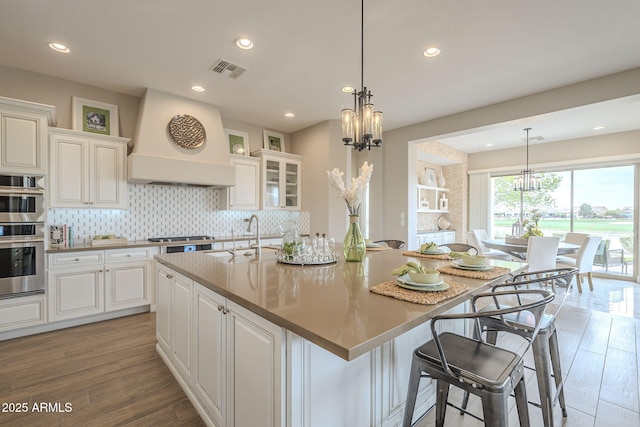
[491,165,635,277]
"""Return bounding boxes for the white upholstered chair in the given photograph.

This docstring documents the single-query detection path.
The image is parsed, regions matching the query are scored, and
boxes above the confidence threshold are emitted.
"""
[561,232,589,260]
[557,236,602,293]
[467,229,511,260]
[527,236,561,272]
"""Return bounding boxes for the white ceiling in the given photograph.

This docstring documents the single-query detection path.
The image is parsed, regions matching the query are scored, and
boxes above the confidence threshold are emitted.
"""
[2,0,640,152]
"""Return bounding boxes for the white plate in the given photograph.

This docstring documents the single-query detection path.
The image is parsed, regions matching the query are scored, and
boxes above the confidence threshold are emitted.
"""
[437,216,450,230]
[366,243,380,248]
[421,249,443,255]
[452,259,493,271]
[396,280,450,292]
[397,274,444,287]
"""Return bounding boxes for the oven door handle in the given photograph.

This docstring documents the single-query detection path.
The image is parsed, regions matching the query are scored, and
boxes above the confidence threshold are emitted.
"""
[0,188,45,196]
[0,237,44,244]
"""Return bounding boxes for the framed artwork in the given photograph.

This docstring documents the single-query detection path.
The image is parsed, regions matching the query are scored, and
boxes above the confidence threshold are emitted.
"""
[72,97,119,136]
[263,130,285,152]
[224,128,249,155]
[425,168,437,187]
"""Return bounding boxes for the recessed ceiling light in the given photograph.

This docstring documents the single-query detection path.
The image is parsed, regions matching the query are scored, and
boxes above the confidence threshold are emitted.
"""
[423,47,440,58]
[191,85,205,92]
[341,86,354,93]
[485,143,493,147]
[284,112,295,118]
[593,125,605,130]
[49,42,70,53]
[235,38,253,49]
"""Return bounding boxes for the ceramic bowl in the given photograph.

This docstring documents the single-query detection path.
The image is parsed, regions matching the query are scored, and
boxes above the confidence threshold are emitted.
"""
[408,269,440,284]
[460,254,489,266]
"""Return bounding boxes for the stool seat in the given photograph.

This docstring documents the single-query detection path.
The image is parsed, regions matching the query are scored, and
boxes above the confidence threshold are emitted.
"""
[403,288,554,427]
[417,333,521,390]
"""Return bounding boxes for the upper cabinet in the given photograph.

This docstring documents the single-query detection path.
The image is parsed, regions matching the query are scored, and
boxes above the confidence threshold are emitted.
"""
[49,128,129,209]
[0,96,55,175]
[252,149,302,211]
[219,155,261,210]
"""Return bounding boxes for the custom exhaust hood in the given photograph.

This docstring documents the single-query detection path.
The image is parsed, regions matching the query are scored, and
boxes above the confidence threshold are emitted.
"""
[128,88,235,187]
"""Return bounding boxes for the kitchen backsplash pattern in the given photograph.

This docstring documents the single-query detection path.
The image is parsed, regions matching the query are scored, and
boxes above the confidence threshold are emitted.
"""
[48,184,310,244]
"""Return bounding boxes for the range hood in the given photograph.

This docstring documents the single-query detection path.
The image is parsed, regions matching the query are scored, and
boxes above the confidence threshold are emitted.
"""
[128,88,235,187]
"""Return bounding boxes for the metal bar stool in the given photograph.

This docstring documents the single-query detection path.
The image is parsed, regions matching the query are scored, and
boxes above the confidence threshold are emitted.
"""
[403,288,554,427]
[461,267,578,427]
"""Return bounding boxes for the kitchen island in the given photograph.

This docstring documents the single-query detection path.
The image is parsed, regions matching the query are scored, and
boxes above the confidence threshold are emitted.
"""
[155,249,526,427]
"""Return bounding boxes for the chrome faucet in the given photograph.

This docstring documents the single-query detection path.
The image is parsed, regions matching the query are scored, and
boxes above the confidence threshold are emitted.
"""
[245,214,261,256]
[227,229,237,257]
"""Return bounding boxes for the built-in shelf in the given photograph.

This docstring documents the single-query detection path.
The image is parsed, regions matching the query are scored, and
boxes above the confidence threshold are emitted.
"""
[417,184,449,213]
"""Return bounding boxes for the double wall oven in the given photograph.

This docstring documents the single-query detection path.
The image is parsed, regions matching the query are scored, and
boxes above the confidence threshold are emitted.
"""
[0,175,45,299]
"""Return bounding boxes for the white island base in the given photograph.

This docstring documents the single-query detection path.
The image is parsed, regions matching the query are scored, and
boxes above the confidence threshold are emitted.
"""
[156,265,464,427]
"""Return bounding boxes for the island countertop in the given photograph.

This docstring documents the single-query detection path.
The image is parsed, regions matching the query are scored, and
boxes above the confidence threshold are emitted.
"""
[155,249,527,361]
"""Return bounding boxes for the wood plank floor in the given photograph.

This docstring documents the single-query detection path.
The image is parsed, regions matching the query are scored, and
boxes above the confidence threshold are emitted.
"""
[0,312,204,426]
[0,276,639,426]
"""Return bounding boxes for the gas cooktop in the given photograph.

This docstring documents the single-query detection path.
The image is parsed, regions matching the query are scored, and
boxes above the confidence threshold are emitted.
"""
[148,235,214,243]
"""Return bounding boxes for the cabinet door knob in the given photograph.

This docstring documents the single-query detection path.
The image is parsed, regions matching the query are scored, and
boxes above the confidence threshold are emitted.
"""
[217,305,224,311]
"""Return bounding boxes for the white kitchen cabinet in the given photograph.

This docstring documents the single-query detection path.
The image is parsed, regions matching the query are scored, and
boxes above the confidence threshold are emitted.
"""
[104,248,154,311]
[156,265,285,427]
[49,128,129,209]
[47,265,104,322]
[0,294,47,332]
[416,230,456,249]
[252,149,302,210]
[0,96,55,175]
[193,285,227,427]
[219,155,260,210]
[48,247,156,322]
[156,264,173,351]
[172,272,193,379]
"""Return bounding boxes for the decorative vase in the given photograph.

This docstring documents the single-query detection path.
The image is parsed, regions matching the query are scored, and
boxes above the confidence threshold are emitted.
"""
[437,172,446,188]
[343,215,366,262]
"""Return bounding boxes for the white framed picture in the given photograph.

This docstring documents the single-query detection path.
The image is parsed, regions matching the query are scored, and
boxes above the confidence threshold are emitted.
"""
[72,97,119,136]
[263,130,285,152]
[224,128,249,155]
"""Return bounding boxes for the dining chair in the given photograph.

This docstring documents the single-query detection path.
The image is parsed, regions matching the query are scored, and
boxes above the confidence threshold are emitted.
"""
[403,288,554,427]
[373,239,405,249]
[526,236,561,273]
[467,230,511,260]
[560,232,588,260]
[592,239,625,273]
[460,267,578,427]
[438,243,478,255]
[556,236,602,292]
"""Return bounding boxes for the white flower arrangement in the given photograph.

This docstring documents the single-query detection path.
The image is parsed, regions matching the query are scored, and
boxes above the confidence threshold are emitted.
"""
[326,161,374,215]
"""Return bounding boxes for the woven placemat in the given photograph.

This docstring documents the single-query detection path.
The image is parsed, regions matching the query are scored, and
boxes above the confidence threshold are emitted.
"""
[402,250,453,260]
[370,280,469,305]
[438,265,511,280]
[367,246,393,252]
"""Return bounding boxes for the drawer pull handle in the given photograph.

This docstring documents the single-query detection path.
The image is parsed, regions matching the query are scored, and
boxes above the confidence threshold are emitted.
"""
[75,258,80,261]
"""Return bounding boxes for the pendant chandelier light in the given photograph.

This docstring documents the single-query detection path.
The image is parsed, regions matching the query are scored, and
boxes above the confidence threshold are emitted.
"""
[513,127,541,192]
[341,0,383,151]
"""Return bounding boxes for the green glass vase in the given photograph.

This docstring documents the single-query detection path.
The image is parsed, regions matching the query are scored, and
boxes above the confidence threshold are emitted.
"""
[343,215,366,262]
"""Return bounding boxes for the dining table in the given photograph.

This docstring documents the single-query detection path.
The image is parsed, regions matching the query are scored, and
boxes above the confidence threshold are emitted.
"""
[483,238,580,260]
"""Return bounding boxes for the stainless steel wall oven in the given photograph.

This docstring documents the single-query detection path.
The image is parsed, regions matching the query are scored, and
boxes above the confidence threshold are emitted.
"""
[0,175,45,299]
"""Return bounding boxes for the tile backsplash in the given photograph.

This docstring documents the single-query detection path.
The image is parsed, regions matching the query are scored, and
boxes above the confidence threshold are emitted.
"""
[48,184,310,244]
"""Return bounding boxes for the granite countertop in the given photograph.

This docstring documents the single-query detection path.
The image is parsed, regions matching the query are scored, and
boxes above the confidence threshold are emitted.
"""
[155,249,527,361]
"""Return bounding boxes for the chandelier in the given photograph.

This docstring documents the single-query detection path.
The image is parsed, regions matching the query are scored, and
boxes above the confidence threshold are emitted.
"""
[341,0,383,151]
[513,127,541,192]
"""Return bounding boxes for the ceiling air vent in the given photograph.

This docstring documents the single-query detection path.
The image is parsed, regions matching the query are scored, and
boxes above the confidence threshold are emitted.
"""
[210,58,247,79]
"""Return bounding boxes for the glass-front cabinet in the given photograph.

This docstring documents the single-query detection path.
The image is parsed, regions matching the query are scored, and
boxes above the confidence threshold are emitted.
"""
[252,149,303,210]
